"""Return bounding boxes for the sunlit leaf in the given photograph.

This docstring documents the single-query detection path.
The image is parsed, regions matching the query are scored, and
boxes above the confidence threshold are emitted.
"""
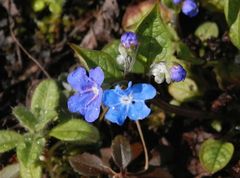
[195,22,219,42]
[69,153,112,176]
[0,131,23,153]
[13,106,38,132]
[135,4,174,66]
[229,11,240,49]
[168,78,201,102]
[30,79,60,130]
[199,139,234,174]
[0,163,19,178]
[111,135,132,170]
[49,119,100,144]
[69,44,123,81]
[224,0,240,26]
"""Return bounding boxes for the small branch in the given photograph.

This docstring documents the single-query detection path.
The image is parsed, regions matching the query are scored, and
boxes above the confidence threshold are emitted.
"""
[135,120,149,171]
[7,0,51,79]
[152,94,225,120]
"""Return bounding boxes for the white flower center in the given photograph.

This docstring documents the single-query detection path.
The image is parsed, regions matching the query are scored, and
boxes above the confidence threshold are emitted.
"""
[92,86,99,95]
[120,95,133,105]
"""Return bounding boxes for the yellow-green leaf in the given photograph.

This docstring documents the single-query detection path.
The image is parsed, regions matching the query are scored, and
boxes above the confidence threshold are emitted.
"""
[199,139,234,174]
[229,11,240,49]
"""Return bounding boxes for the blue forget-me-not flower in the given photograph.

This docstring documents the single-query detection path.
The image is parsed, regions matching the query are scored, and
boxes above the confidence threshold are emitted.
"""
[67,67,104,122]
[103,82,156,125]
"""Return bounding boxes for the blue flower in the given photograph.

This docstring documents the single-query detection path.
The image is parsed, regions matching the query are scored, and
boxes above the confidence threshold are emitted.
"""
[120,32,138,49]
[67,67,104,122]
[103,82,156,125]
[169,64,187,82]
[173,0,182,4]
[182,0,199,17]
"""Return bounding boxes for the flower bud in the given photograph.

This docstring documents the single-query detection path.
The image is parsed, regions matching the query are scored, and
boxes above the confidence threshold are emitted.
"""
[169,64,187,82]
[150,62,171,84]
[173,0,182,4]
[120,32,138,49]
[182,0,199,17]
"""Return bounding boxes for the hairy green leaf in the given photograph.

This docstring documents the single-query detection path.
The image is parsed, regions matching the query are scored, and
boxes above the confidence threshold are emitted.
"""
[17,136,45,167]
[13,106,38,132]
[0,131,23,153]
[229,12,240,49]
[49,119,100,144]
[199,139,234,174]
[224,0,240,26]
[200,0,225,11]
[31,79,60,130]
[19,163,42,178]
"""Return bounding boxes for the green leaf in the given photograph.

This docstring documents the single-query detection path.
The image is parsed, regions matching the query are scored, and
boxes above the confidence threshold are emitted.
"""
[0,163,19,178]
[168,78,201,102]
[31,79,60,130]
[224,0,240,26]
[102,40,145,74]
[70,44,123,81]
[195,22,219,42]
[49,119,100,144]
[135,5,174,65]
[17,136,45,167]
[0,131,23,153]
[200,0,225,11]
[199,139,234,174]
[19,163,42,178]
[13,106,38,132]
[229,12,240,49]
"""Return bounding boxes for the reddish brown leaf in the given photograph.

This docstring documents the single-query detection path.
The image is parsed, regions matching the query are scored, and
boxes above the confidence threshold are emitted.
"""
[111,135,132,170]
[69,153,113,176]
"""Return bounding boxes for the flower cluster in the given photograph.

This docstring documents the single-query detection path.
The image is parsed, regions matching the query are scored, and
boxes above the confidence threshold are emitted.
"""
[67,66,156,125]
[173,0,199,17]
[150,62,186,84]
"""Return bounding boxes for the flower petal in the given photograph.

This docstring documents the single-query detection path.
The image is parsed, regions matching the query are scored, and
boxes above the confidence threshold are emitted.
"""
[67,67,88,91]
[103,89,121,107]
[128,101,151,121]
[84,89,103,122]
[131,83,156,100]
[89,67,104,85]
[67,92,94,115]
[105,105,128,125]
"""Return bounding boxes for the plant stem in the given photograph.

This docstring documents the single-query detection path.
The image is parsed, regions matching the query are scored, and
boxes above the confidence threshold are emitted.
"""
[135,120,149,171]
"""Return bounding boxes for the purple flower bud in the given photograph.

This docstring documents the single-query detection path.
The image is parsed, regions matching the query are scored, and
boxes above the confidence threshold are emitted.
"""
[182,0,199,17]
[120,32,138,49]
[170,64,187,82]
[173,0,182,4]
